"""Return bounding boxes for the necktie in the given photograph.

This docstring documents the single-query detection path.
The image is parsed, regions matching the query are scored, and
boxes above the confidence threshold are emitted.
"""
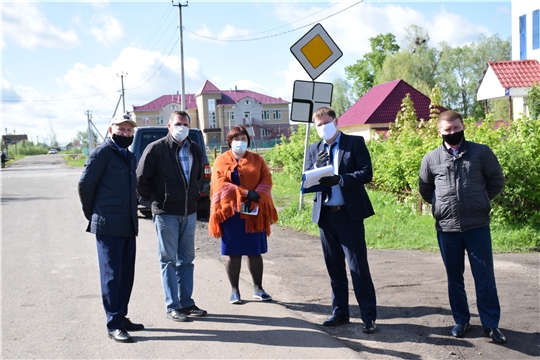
[323,143,336,201]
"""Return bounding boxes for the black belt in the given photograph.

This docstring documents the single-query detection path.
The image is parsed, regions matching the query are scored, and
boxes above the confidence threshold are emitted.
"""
[323,205,345,212]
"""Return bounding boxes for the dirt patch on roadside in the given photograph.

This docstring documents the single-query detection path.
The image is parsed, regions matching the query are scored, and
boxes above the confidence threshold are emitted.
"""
[195,220,539,359]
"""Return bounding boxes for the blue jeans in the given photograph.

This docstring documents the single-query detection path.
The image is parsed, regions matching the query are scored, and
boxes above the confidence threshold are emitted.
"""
[437,226,500,329]
[153,213,197,311]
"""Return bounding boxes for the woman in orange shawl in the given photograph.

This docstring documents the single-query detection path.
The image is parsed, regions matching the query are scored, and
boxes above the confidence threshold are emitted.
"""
[209,126,278,304]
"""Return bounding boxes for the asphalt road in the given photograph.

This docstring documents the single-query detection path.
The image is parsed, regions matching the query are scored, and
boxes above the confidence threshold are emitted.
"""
[1,154,539,359]
[0,155,357,359]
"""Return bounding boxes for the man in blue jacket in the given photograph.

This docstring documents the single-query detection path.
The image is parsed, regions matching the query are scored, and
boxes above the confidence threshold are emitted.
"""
[78,114,144,343]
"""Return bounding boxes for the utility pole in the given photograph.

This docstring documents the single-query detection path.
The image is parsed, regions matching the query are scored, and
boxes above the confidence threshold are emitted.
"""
[117,72,127,114]
[86,110,94,153]
[173,1,188,111]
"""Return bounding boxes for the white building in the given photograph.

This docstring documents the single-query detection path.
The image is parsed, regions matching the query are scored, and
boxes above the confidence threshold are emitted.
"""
[477,1,540,120]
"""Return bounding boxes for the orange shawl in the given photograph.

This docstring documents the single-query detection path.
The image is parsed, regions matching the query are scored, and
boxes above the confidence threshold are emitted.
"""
[209,150,278,238]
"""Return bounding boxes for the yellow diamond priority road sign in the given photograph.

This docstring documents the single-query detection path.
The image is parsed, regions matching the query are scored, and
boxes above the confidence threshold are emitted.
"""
[291,23,343,81]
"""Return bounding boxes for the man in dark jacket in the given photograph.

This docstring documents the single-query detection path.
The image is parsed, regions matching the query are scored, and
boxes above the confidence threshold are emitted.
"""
[78,114,143,343]
[304,106,377,334]
[136,110,207,322]
[419,110,506,344]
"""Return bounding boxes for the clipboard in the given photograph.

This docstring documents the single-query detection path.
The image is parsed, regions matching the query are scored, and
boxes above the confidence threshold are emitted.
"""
[301,165,333,194]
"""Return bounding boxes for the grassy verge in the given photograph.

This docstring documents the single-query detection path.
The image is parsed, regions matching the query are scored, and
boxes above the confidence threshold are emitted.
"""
[272,171,539,253]
[63,154,87,166]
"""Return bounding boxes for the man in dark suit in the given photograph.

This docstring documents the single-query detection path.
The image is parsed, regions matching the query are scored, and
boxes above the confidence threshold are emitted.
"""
[305,106,377,333]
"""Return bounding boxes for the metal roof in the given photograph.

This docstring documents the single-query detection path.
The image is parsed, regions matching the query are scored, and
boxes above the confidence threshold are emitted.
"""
[339,79,441,126]
[133,80,289,112]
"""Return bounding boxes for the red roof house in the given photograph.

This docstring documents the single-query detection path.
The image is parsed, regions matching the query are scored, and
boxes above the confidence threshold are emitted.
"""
[132,80,290,146]
[338,79,444,139]
[477,59,540,120]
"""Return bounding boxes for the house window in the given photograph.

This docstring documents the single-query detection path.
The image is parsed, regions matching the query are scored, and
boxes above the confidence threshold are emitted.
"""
[244,111,251,122]
[261,128,271,137]
[520,14,527,60]
[170,105,178,110]
[143,117,150,125]
[208,99,216,129]
[273,110,282,120]
[261,110,270,120]
[244,100,251,105]
[157,116,164,125]
[227,112,235,127]
[533,10,539,50]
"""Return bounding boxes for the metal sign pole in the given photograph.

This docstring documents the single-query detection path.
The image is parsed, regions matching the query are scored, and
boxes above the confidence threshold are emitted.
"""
[299,122,311,210]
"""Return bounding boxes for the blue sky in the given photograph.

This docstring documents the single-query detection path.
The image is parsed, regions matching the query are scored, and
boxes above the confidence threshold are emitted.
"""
[1,1,511,145]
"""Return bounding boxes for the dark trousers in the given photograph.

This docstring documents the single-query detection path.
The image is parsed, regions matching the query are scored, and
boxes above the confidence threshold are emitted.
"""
[437,226,500,329]
[318,206,377,322]
[96,234,136,331]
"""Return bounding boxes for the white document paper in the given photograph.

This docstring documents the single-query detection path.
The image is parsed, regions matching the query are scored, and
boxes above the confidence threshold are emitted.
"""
[302,165,333,189]
[239,203,259,216]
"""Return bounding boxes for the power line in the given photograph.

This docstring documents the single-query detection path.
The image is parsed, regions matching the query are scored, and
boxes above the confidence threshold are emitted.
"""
[2,1,363,103]
[184,0,363,42]
[128,36,179,91]
[214,1,342,40]
[140,3,174,51]
[129,28,179,89]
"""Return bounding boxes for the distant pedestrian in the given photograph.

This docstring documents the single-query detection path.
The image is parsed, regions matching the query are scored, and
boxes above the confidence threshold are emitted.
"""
[1,151,7,168]
[136,110,207,322]
[78,114,143,343]
[419,110,506,344]
[304,106,378,333]
[209,126,278,304]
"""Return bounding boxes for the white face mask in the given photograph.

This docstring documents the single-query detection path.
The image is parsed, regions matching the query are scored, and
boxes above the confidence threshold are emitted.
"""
[316,119,337,140]
[172,125,189,142]
[231,140,248,155]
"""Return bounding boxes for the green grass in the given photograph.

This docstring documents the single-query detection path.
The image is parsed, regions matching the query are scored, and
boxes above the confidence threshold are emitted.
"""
[63,154,87,166]
[272,170,539,253]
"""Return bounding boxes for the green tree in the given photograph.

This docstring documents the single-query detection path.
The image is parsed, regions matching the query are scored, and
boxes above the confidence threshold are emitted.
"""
[437,34,510,119]
[525,82,540,120]
[75,129,98,149]
[265,124,319,180]
[345,33,400,100]
[49,120,59,148]
[331,77,352,116]
[376,25,438,96]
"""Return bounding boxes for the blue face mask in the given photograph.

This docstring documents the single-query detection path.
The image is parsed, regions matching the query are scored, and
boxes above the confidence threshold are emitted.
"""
[231,140,248,155]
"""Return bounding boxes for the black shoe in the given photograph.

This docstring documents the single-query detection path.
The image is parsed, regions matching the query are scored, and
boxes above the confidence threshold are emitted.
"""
[108,329,133,343]
[452,323,470,338]
[123,317,144,331]
[484,328,507,344]
[180,304,207,317]
[167,309,189,322]
[322,315,350,326]
[362,319,377,333]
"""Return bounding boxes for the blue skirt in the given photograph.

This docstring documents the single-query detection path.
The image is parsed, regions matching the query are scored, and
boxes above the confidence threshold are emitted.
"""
[221,213,268,256]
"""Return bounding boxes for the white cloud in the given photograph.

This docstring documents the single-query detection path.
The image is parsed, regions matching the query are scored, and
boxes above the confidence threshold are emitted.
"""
[90,14,126,47]
[1,2,78,50]
[233,79,269,94]
[217,25,252,39]
[2,46,206,145]
[429,10,491,47]
[188,23,253,46]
